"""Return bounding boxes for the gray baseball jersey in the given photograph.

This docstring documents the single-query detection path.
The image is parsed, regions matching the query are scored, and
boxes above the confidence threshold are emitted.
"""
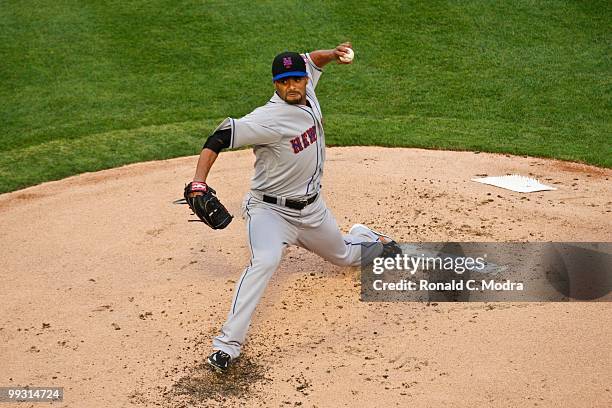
[211,53,324,198]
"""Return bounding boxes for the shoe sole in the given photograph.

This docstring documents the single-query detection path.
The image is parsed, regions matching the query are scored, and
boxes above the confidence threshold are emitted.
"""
[206,357,228,373]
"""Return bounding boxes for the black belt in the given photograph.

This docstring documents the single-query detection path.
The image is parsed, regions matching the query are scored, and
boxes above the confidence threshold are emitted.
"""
[263,193,318,210]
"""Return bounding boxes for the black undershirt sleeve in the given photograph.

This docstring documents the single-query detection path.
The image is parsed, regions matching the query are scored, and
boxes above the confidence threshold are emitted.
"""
[202,128,231,153]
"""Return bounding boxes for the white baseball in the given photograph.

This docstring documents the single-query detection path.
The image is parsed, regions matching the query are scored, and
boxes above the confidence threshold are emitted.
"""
[339,48,354,63]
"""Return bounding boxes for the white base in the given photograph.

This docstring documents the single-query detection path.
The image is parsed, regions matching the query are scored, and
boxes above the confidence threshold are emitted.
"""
[471,174,557,193]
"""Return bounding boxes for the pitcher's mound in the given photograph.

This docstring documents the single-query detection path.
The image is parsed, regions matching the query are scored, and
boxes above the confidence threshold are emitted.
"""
[1,147,610,407]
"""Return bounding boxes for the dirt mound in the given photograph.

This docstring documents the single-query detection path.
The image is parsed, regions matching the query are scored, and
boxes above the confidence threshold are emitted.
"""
[1,147,610,407]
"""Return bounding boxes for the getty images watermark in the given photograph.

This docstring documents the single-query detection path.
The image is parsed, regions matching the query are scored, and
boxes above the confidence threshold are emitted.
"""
[371,253,519,291]
[361,243,612,302]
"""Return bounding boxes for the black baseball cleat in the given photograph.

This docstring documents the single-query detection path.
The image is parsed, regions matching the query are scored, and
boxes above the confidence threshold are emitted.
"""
[349,223,403,259]
[381,240,403,258]
[207,350,232,373]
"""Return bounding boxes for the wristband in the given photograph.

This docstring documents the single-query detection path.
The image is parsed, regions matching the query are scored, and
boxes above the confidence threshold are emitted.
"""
[190,181,208,192]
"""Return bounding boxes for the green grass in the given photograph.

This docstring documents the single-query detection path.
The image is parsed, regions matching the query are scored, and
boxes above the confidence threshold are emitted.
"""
[1,0,610,193]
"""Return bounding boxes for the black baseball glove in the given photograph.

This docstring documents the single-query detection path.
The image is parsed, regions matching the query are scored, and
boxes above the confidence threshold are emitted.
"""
[184,181,233,229]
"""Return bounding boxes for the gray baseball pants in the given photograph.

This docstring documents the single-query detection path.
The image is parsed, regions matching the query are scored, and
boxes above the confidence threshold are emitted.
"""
[212,192,383,359]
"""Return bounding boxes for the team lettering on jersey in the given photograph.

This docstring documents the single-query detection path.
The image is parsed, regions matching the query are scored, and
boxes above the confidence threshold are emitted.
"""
[290,126,317,154]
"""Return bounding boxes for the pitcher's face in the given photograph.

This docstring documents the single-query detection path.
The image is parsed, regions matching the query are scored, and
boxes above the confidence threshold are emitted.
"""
[274,76,308,105]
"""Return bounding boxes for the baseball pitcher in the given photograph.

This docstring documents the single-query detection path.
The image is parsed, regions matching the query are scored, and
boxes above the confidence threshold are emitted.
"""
[184,43,401,372]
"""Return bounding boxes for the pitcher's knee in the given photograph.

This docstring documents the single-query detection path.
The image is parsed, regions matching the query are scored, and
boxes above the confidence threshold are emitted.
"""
[252,251,283,272]
[314,245,357,267]
[327,254,358,267]
[328,242,383,267]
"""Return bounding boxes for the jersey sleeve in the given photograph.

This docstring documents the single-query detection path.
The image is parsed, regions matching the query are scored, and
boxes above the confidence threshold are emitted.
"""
[302,53,323,89]
[212,112,283,149]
